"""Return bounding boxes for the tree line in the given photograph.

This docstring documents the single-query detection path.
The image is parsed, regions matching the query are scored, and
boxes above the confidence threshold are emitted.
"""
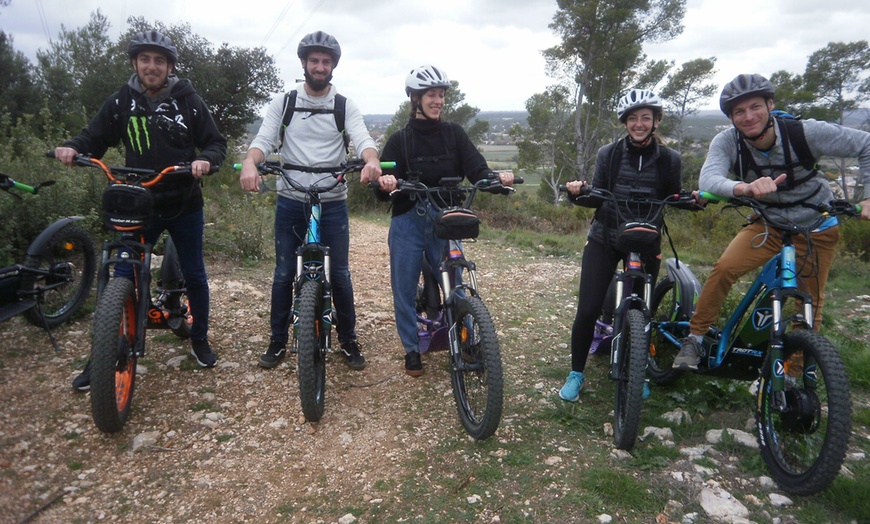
[510,0,869,203]
[1,2,867,202]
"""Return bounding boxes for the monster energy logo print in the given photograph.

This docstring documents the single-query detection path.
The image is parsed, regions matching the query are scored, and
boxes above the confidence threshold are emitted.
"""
[127,116,151,154]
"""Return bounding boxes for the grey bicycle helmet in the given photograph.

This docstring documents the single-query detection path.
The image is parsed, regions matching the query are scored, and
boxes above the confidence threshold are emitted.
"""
[128,30,178,65]
[719,73,775,116]
[297,31,341,66]
[616,89,663,123]
[405,65,451,96]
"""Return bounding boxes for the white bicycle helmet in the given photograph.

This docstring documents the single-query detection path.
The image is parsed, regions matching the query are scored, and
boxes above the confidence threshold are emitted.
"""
[405,65,451,96]
[616,89,663,123]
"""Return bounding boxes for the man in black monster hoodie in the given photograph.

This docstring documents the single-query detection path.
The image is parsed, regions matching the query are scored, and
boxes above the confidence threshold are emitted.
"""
[54,30,227,390]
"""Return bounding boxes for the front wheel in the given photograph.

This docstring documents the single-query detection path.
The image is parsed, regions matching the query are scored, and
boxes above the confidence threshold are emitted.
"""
[648,279,686,386]
[296,280,327,422]
[160,238,192,339]
[450,296,503,440]
[90,278,138,433]
[756,330,851,495]
[613,308,647,451]
[23,224,96,328]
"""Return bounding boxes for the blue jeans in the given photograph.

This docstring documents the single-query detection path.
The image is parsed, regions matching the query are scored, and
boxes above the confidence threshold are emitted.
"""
[270,196,356,345]
[389,204,449,353]
[114,209,210,342]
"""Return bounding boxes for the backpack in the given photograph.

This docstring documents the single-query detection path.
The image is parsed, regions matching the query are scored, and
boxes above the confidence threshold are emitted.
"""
[278,90,349,153]
[733,110,819,190]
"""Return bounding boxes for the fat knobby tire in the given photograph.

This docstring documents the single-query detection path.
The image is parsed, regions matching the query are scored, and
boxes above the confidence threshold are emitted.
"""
[90,278,137,433]
[756,329,851,496]
[23,224,96,328]
[296,280,326,422]
[613,308,647,450]
[450,296,503,440]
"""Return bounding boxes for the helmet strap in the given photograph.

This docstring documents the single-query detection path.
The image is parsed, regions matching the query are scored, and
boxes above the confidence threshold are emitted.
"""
[739,114,774,142]
[627,125,657,147]
[303,70,333,93]
[410,95,440,122]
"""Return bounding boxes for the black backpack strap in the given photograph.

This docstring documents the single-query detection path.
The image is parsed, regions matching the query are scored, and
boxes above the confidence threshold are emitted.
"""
[333,93,349,153]
[733,117,819,190]
[277,90,298,152]
[277,90,349,153]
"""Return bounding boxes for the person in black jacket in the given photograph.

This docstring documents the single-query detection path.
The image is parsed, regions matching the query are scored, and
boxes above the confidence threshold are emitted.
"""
[54,30,228,390]
[559,89,682,402]
[375,65,513,376]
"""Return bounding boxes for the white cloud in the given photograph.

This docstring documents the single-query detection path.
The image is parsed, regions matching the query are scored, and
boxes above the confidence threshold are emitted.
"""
[2,0,868,115]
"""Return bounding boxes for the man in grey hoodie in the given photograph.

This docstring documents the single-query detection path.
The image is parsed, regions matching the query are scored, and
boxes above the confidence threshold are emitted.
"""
[55,30,228,388]
[673,73,870,370]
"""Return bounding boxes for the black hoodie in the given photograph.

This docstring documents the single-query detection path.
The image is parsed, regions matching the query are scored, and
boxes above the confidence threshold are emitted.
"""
[64,75,227,217]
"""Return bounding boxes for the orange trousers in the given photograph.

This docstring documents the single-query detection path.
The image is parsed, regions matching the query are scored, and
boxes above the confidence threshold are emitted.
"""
[689,220,840,335]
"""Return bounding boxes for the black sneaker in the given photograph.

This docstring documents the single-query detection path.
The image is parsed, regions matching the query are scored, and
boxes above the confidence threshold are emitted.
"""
[259,341,287,368]
[340,340,366,370]
[190,339,218,368]
[72,361,91,391]
[404,351,423,377]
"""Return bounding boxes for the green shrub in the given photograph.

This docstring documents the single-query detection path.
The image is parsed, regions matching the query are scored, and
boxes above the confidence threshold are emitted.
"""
[839,218,870,263]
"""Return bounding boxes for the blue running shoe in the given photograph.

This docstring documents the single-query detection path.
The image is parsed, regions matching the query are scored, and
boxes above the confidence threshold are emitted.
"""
[559,371,585,402]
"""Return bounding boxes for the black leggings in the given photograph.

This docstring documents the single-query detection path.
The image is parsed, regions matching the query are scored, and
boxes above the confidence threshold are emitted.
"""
[569,239,661,372]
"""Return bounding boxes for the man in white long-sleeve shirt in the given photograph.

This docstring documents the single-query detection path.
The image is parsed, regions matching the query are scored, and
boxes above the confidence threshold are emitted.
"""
[240,31,382,370]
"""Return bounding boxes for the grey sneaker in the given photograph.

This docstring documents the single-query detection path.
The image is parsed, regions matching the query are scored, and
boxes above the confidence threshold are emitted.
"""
[673,337,704,370]
[259,341,287,368]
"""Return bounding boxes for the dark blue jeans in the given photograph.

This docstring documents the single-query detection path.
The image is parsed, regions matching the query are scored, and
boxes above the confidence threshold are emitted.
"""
[115,209,210,342]
[270,196,356,345]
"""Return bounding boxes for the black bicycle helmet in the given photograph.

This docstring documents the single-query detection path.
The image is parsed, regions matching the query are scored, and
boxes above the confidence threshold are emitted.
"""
[405,65,451,96]
[128,30,178,65]
[719,73,775,116]
[297,31,341,67]
[616,89,663,123]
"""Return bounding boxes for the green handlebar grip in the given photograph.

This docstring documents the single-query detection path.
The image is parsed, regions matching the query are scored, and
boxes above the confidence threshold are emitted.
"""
[699,190,727,202]
[380,161,397,169]
[13,180,36,194]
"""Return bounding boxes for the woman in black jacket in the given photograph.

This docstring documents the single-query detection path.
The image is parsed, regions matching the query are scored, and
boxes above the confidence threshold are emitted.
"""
[375,65,513,376]
[559,89,682,402]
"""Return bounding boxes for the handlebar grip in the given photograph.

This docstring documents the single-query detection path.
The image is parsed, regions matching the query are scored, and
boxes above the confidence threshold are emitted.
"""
[380,161,397,169]
[45,151,56,159]
[514,177,524,184]
[698,191,726,203]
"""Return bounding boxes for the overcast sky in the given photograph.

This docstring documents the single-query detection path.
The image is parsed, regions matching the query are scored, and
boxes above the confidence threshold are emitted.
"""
[2,0,869,115]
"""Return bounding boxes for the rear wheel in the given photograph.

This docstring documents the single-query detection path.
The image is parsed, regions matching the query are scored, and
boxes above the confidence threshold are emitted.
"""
[613,309,647,450]
[90,278,137,433]
[23,224,96,328]
[756,330,851,495]
[160,238,192,339]
[296,280,327,422]
[450,296,503,440]
[648,279,686,385]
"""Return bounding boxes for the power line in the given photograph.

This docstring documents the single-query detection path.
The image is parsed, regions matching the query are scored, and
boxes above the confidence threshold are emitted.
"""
[277,0,327,56]
[261,0,298,47]
[34,0,52,45]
